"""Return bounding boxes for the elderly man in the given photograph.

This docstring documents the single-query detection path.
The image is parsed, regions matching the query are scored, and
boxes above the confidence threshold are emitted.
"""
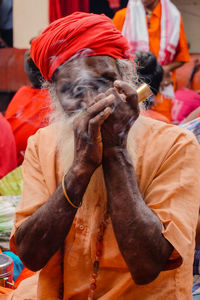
[113,0,190,121]
[6,12,200,300]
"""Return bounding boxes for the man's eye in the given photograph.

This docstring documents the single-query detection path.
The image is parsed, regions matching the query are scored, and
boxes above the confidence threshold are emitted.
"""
[72,85,86,98]
[97,78,108,84]
[60,83,72,93]
[103,72,117,82]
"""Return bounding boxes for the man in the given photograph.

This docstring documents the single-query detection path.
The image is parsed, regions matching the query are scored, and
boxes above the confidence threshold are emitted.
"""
[5,50,52,165]
[113,0,190,121]
[5,12,200,299]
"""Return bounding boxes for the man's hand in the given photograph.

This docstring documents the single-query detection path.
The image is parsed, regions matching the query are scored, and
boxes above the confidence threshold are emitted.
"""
[101,80,140,148]
[160,62,184,90]
[73,94,115,172]
[160,65,173,90]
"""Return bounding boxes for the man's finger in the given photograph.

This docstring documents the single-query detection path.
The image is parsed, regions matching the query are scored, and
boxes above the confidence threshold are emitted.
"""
[88,107,111,141]
[105,87,123,103]
[87,94,115,117]
[93,93,106,104]
[114,80,138,110]
[73,112,88,135]
[74,94,115,137]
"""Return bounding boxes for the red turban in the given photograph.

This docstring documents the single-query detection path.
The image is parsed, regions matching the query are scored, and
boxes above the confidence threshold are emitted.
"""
[31,12,130,81]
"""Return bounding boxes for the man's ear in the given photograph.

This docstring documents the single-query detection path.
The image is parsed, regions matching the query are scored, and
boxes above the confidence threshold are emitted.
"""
[52,69,59,83]
[24,50,44,88]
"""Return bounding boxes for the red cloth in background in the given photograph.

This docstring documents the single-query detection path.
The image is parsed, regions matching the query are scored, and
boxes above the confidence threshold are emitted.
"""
[49,0,89,23]
[0,114,17,179]
[31,12,130,81]
[5,86,53,165]
[172,88,200,124]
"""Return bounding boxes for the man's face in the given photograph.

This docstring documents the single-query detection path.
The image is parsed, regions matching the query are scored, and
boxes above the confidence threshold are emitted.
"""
[141,0,159,9]
[54,56,121,115]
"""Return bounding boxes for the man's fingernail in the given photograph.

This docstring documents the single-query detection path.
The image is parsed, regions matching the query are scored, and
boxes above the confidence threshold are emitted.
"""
[107,94,114,100]
[114,80,121,86]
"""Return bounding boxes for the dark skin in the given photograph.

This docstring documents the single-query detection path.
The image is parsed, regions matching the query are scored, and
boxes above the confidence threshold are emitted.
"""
[142,0,160,11]
[15,56,173,284]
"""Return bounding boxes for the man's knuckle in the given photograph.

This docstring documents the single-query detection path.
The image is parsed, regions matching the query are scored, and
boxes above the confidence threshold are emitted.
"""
[89,118,97,126]
[129,91,137,98]
[87,107,92,114]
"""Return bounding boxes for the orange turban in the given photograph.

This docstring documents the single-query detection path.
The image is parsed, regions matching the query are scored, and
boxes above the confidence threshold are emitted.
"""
[30,12,130,81]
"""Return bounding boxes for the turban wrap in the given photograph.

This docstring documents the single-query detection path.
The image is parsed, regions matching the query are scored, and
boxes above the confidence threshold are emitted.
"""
[30,12,130,81]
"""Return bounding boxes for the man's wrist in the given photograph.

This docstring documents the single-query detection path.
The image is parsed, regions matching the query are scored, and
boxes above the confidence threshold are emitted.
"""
[103,146,128,160]
[64,162,95,207]
[69,162,95,180]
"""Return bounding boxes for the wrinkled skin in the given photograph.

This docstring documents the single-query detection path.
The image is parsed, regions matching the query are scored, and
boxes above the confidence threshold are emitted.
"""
[55,56,139,167]
[15,55,173,285]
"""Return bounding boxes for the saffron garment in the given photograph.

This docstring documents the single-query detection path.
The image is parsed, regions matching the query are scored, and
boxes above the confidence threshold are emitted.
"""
[113,2,190,121]
[0,114,17,179]
[6,116,200,299]
[5,86,52,166]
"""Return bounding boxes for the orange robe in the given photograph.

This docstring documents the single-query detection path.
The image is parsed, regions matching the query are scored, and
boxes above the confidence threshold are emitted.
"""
[5,86,53,166]
[5,116,200,299]
[113,3,190,121]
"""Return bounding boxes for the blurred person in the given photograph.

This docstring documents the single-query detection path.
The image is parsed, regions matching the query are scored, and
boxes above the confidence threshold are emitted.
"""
[0,113,17,179]
[89,0,128,18]
[3,12,200,299]
[90,0,115,18]
[113,0,190,121]
[5,50,53,166]
[172,60,200,124]
[134,50,170,123]
[0,0,13,47]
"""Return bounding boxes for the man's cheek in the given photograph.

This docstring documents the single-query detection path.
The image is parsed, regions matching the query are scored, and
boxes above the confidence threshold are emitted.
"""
[59,97,83,114]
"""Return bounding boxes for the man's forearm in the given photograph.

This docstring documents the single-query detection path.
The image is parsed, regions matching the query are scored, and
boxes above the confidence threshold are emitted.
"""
[103,147,173,284]
[164,61,184,73]
[15,164,93,271]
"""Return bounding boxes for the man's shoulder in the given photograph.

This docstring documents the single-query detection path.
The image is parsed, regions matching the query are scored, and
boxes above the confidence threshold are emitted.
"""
[25,123,60,160]
[130,116,200,189]
[28,123,57,144]
[133,115,198,149]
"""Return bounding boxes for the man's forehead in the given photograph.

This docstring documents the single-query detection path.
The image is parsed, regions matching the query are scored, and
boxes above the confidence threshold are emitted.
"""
[55,55,119,79]
[66,55,116,69]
